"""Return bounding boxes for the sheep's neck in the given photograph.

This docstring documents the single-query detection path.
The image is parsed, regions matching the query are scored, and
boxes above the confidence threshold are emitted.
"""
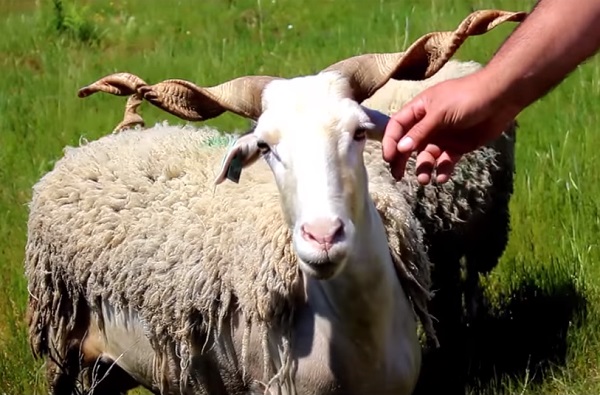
[291,199,419,394]
[303,197,417,353]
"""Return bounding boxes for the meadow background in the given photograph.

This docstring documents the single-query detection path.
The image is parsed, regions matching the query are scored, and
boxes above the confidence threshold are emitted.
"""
[1,0,599,394]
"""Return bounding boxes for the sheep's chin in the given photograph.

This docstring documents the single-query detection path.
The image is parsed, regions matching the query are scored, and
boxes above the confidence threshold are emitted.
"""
[298,258,346,280]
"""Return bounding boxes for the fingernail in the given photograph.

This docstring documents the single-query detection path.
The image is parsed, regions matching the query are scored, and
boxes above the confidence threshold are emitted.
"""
[398,137,414,152]
[417,173,430,185]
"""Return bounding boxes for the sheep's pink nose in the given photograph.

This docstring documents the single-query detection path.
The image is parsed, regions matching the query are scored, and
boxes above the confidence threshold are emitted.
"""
[301,218,344,248]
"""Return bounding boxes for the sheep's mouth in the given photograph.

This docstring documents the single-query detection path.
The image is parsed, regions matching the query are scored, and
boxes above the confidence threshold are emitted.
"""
[293,226,351,280]
[298,257,344,280]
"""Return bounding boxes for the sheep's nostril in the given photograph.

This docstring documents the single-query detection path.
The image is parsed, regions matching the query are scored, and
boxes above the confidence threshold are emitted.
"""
[301,218,345,247]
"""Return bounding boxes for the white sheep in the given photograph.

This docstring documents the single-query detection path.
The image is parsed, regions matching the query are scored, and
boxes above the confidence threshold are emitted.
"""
[24,9,526,395]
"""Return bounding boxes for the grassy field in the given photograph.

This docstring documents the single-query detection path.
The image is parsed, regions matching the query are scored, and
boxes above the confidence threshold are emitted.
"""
[1,0,599,394]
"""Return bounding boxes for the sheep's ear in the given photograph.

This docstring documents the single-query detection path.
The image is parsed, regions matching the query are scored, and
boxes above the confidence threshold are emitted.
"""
[214,133,262,185]
[362,106,390,142]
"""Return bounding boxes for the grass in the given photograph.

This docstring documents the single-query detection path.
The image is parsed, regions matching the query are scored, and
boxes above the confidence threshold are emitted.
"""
[0,0,599,394]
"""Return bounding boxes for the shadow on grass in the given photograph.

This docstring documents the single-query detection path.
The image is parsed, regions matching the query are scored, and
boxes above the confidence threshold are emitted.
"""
[413,274,588,395]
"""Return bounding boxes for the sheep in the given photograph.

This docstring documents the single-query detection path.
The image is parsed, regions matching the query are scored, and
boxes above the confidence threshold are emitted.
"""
[27,121,433,394]
[24,9,526,395]
[362,59,518,343]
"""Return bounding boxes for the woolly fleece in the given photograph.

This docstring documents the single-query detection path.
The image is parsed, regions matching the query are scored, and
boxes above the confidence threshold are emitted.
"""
[25,123,433,393]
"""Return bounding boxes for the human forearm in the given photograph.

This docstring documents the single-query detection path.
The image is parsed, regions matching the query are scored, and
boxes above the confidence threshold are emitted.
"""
[480,0,600,114]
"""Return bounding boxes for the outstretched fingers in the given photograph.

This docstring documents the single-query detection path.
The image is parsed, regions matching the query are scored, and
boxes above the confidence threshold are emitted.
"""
[382,97,427,162]
[415,145,441,184]
[384,96,445,181]
[414,145,461,184]
[434,151,462,183]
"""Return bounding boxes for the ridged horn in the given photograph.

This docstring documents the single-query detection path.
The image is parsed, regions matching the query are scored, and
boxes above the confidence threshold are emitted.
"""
[321,9,527,102]
[78,73,282,124]
[138,76,280,121]
[77,72,148,98]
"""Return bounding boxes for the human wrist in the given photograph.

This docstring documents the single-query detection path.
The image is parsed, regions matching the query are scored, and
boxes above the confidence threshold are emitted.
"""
[470,0,600,119]
[472,64,526,120]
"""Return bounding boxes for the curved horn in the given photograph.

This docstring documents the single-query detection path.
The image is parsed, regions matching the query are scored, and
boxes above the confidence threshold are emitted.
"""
[321,9,527,102]
[78,73,147,133]
[78,73,281,124]
[111,94,145,133]
[139,76,279,121]
[77,72,148,98]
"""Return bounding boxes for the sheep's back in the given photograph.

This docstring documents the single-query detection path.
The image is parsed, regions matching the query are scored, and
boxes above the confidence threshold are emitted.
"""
[25,123,298,351]
[362,60,483,116]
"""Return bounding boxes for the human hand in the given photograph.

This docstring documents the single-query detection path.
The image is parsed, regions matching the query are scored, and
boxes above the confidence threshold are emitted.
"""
[382,72,517,184]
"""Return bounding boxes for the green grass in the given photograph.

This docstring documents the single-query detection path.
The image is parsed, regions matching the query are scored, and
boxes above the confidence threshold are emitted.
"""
[1,0,599,394]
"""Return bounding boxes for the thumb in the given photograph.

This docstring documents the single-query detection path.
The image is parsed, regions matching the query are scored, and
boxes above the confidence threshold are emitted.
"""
[397,112,440,153]
[383,97,427,160]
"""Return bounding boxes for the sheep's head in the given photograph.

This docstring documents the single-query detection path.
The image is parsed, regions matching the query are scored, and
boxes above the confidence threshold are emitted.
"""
[78,9,526,280]
[217,73,393,279]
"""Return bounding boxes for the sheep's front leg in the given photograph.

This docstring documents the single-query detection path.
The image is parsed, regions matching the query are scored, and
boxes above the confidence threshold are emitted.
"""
[80,359,141,395]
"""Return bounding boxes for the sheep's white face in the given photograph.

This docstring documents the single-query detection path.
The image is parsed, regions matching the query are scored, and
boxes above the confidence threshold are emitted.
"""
[221,72,382,280]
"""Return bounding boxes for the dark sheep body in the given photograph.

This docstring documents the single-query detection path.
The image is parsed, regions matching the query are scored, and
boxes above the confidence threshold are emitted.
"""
[362,59,516,342]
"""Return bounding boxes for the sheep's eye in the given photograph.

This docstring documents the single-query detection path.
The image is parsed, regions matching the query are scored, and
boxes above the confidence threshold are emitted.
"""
[353,128,367,141]
[256,140,270,154]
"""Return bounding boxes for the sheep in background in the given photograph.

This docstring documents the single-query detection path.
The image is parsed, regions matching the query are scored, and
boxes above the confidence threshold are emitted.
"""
[362,59,517,343]
[24,9,526,395]
[362,59,517,394]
